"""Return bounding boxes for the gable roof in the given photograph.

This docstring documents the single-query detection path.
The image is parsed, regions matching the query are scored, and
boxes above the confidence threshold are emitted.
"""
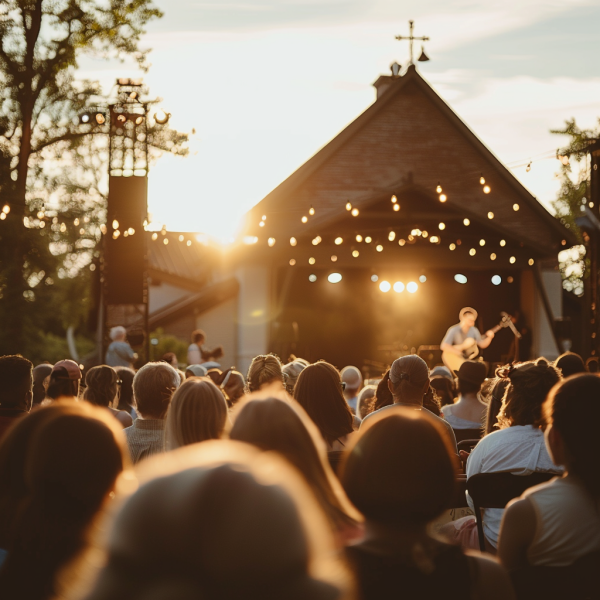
[243,66,575,256]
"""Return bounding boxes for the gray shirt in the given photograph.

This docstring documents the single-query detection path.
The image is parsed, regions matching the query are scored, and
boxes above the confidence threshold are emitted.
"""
[124,419,166,464]
[106,341,135,367]
[442,324,482,347]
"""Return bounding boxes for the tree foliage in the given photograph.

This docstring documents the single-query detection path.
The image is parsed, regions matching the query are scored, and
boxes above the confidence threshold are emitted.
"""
[0,0,188,357]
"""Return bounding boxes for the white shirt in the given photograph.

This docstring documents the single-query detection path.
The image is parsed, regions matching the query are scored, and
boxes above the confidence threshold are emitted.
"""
[466,425,563,548]
[187,343,202,365]
[441,404,482,429]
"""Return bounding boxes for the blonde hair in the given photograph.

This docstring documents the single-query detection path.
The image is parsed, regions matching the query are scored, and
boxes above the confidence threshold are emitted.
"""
[246,354,284,392]
[166,378,229,449]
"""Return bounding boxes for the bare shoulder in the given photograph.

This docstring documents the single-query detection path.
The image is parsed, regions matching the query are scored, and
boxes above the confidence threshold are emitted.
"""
[465,551,516,600]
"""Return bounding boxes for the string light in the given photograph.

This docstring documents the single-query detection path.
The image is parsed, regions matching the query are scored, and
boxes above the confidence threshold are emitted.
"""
[487,212,494,219]
[483,185,491,194]
[268,237,276,247]
[526,162,531,172]
[335,237,343,245]
[346,202,352,211]
[407,281,418,293]
[259,221,265,227]
[301,216,308,223]
[439,194,447,202]
[2,205,10,214]
[376,245,383,252]
[391,195,397,203]
[513,204,520,211]
[331,255,338,262]
[379,281,391,292]
[352,250,359,257]
[309,257,316,264]
[112,220,119,229]
[312,236,321,245]
[365,236,372,243]
[510,256,516,264]
[73,218,80,226]
[0,213,6,221]
[112,230,120,239]
[422,231,428,238]
[469,248,476,256]
[399,239,406,246]
[463,218,470,226]
[480,175,485,185]
[479,239,486,246]
[490,253,496,260]
[449,243,456,251]
[351,208,359,217]
[429,236,439,243]
[528,258,534,265]
[356,235,363,242]
[438,222,445,230]
[388,231,396,241]
[290,237,297,246]
[500,240,506,247]
[436,184,442,193]
[289,259,296,266]
[309,206,315,215]
[393,204,400,211]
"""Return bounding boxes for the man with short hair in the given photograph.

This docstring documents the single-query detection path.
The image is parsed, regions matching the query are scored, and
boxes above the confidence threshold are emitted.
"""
[124,362,180,463]
[441,307,495,357]
[187,329,206,365]
[341,366,363,415]
[105,326,137,369]
[0,355,33,440]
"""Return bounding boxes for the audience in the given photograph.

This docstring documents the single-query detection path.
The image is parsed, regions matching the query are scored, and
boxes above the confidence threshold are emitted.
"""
[85,442,353,600]
[247,353,285,392]
[46,359,82,400]
[362,369,393,417]
[0,355,33,441]
[361,355,457,451]
[166,378,229,449]
[221,370,246,406]
[293,361,355,451]
[356,384,376,419]
[585,356,599,373]
[114,366,136,416]
[0,403,128,600]
[554,351,586,378]
[485,377,510,435]
[83,365,133,428]
[105,326,137,369]
[441,360,487,430]
[185,363,208,378]
[341,409,514,599]
[498,373,600,569]
[430,375,455,407]
[340,365,363,414]
[230,397,362,542]
[32,363,52,406]
[125,361,179,463]
[282,360,306,395]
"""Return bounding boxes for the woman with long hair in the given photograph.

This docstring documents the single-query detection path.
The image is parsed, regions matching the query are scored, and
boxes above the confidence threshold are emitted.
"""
[341,409,514,599]
[293,361,354,451]
[498,373,600,569]
[230,397,362,543]
[0,403,128,600]
[83,365,133,428]
[247,354,285,393]
[362,370,392,417]
[165,378,229,449]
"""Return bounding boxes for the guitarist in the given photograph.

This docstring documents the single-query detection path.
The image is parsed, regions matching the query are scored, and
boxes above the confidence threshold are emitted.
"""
[440,307,495,361]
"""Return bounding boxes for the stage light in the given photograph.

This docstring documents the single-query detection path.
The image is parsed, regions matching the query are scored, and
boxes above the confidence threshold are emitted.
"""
[268,237,276,247]
[436,184,442,193]
[393,204,400,211]
[365,236,372,243]
[480,175,485,185]
[469,248,476,256]
[243,236,258,244]
[388,231,396,241]
[438,222,445,230]
[484,186,491,194]
[492,275,502,285]
[479,239,486,246]
[351,208,359,217]
[346,202,352,211]
[309,257,316,264]
[399,239,406,246]
[439,194,447,202]
[356,235,363,242]
[449,243,456,251]
[302,216,308,223]
[289,259,296,265]
[112,220,119,229]
[393,281,405,293]
[335,237,343,245]
[500,239,506,247]
[379,280,391,293]
[391,195,397,203]
[490,253,496,260]
[528,258,534,265]
[154,110,170,124]
[407,281,418,293]
[371,274,379,282]
[259,221,265,227]
[419,275,427,282]
[376,245,383,252]
[510,256,516,264]
[328,273,342,284]
[331,255,337,262]
[352,250,359,257]
[309,206,315,215]
[290,237,297,246]
[309,274,317,282]
[454,274,468,284]
[463,218,470,226]
[487,211,494,219]
[513,204,520,211]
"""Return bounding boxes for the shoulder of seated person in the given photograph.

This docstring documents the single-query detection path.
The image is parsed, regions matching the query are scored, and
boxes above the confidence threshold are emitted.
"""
[464,551,515,600]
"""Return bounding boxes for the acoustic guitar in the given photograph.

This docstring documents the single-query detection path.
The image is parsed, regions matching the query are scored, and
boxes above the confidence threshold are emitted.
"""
[441,313,513,373]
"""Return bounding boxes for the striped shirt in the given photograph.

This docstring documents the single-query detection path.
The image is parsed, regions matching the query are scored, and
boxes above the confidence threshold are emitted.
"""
[124,419,166,464]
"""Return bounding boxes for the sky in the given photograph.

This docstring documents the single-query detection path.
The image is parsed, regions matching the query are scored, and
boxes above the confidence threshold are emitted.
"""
[78,0,600,243]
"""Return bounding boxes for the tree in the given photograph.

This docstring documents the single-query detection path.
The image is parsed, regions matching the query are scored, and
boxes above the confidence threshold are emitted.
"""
[0,0,188,356]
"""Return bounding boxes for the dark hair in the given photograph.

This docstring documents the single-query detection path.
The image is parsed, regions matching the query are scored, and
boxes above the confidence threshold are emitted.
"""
[201,346,224,362]
[46,372,79,400]
[0,404,126,599]
[430,376,455,407]
[457,378,481,395]
[586,357,599,373]
[166,378,228,448]
[84,365,119,408]
[132,362,179,419]
[543,374,600,499]
[485,377,509,435]
[340,409,457,524]
[191,329,206,344]
[0,355,33,409]
[363,370,393,416]
[32,364,52,406]
[247,354,284,392]
[555,352,586,378]
[161,352,177,366]
[496,358,561,428]
[293,362,354,446]
[114,367,135,412]
[423,385,441,417]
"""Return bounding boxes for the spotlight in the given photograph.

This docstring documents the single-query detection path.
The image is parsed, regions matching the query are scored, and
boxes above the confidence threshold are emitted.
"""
[309,274,317,282]
[379,280,391,293]
[419,275,427,283]
[492,275,502,285]
[328,273,342,284]
[393,281,404,293]
[407,281,418,293]
[371,274,379,282]
[154,109,170,124]
[454,274,468,284]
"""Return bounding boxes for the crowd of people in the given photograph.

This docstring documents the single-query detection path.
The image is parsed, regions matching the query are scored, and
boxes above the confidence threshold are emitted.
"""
[0,329,599,599]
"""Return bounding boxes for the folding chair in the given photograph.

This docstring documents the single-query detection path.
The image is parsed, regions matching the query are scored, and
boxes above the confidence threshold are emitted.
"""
[453,428,483,444]
[467,471,555,551]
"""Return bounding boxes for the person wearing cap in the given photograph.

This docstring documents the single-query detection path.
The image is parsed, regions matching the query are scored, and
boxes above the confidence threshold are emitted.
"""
[0,355,33,441]
[185,364,208,379]
[440,307,495,358]
[46,359,83,400]
[361,355,457,452]
[441,360,488,430]
[340,366,363,415]
[105,326,137,369]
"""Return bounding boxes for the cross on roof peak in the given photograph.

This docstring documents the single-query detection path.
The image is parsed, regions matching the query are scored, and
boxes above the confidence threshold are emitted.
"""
[395,20,430,65]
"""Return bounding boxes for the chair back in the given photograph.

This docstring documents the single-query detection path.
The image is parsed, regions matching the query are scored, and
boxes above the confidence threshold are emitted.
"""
[457,439,480,454]
[453,428,483,444]
[468,471,555,551]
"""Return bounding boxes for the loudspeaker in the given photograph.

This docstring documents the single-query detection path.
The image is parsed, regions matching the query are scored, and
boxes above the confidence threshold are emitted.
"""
[104,176,147,305]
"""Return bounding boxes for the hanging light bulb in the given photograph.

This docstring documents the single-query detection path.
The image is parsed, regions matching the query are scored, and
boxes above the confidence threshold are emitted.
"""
[346,202,352,211]
[439,194,447,203]
[262,215,267,221]
[290,237,297,246]
[352,250,359,257]
[479,239,486,246]
[393,204,400,211]
[500,239,506,247]
[490,253,496,260]
[513,204,520,211]
[526,162,531,172]
[268,237,276,247]
[376,245,383,252]
[463,218,470,226]
[388,231,396,241]
[469,248,476,256]
[480,175,485,185]
[112,220,119,230]
[351,208,359,217]
[449,243,456,251]
[483,185,491,194]
[391,195,397,203]
[309,206,315,216]
[309,257,316,265]
[356,235,363,242]
[510,256,516,264]
[259,221,265,227]
[398,239,406,246]
[335,237,343,245]
[436,184,442,193]
[301,216,308,223]
[487,211,494,219]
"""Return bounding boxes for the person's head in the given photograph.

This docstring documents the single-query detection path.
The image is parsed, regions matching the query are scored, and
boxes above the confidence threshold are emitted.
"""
[340,366,362,399]
[340,409,458,529]
[160,352,178,368]
[429,376,455,407]
[166,378,229,449]
[110,326,127,342]
[496,358,561,428]
[459,307,477,329]
[0,355,33,411]
[387,355,430,406]
[543,374,600,499]
[356,385,376,419]
[185,364,208,379]
[485,377,510,435]
[32,364,52,405]
[247,354,284,392]
[0,403,128,599]
[83,365,120,409]
[85,442,351,600]
[132,362,180,419]
[221,370,246,406]
[293,362,353,446]
[191,329,206,345]
[282,360,307,395]
[555,352,586,379]
[47,359,82,400]
[454,360,487,396]
[586,357,599,373]
[114,367,135,411]
[423,385,441,417]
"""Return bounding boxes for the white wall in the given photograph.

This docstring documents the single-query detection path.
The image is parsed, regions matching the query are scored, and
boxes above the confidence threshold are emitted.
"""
[533,269,562,360]
[196,297,238,371]
[148,281,192,313]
